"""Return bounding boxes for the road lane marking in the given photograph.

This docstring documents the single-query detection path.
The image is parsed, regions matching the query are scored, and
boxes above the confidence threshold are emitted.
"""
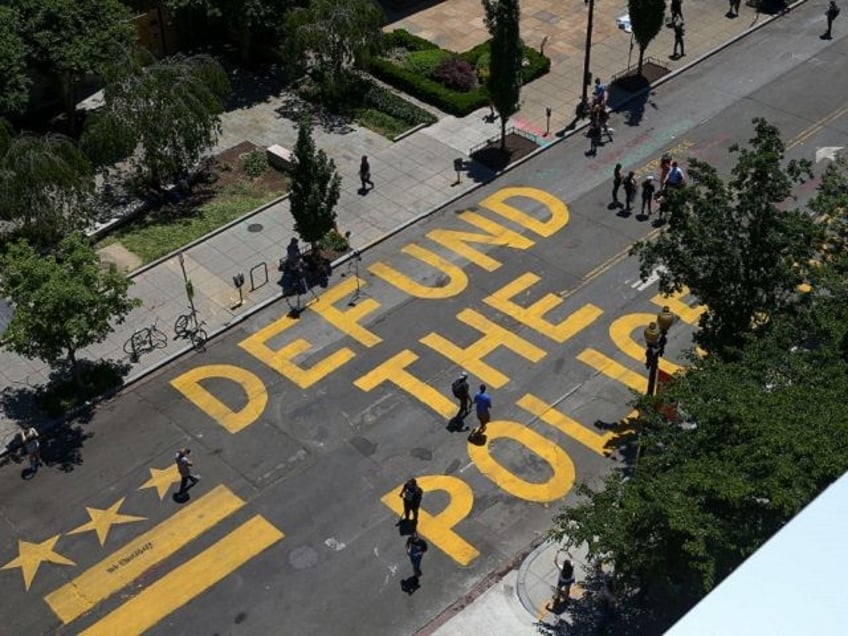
[517,394,617,457]
[577,348,647,393]
[788,105,848,149]
[45,485,244,625]
[79,515,284,636]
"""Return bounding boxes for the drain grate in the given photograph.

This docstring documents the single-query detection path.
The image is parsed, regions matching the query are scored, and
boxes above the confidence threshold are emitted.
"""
[247,223,263,233]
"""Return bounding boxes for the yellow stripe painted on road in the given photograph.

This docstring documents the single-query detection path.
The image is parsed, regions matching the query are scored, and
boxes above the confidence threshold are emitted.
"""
[517,393,616,457]
[577,348,646,393]
[609,313,683,375]
[788,105,848,149]
[45,485,244,624]
[80,515,284,636]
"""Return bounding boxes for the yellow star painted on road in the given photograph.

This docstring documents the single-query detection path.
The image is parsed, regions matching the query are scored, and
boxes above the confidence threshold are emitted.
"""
[1,534,76,591]
[138,464,180,500]
[67,497,146,545]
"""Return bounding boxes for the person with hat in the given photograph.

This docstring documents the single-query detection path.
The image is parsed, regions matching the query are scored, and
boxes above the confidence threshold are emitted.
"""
[451,371,471,419]
[399,478,424,524]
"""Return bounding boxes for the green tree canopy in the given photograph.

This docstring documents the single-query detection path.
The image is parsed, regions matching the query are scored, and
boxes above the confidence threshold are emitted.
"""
[0,233,141,383]
[0,6,31,116]
[482,0,523,150]
[631,119,820,356]
[82,53,230,191]
[0,130,95,246]
[289,117,341,249]
[285,0,384,94]
[12,0,136,132]
[628,0,665,74]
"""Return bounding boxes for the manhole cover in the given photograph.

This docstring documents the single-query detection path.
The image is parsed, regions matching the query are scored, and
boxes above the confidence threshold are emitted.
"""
[247,223,263,233]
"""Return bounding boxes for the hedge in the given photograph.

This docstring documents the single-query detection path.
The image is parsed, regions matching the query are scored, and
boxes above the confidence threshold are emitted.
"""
[369,30,551,117]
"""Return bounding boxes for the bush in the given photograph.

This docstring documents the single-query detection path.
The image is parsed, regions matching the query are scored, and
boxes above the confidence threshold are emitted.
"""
[475,51,491,83]
[242,149,268,178]
[403,49,453,76]
[319,228,350,253]
[432,58,477,92]
[382,29,439,52]
[362,83,437,126]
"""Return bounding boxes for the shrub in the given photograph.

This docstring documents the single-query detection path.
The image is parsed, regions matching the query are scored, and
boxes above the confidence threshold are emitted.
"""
[475,51,491,83]
[403,49,453,76]
[319,228,350,253]
[382,29,439,52]
[432,57,477,92]
[362,83,437,126]
[242,149,268,178]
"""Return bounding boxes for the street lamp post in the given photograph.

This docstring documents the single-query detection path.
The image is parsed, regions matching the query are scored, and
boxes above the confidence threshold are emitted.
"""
[579,0,595,118]
[643,306,675,396]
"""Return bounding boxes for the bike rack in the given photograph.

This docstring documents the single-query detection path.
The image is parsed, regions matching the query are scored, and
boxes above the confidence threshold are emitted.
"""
[250,262,268,291]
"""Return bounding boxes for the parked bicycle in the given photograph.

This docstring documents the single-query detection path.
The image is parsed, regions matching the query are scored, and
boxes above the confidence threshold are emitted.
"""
[174,308,207,351]
[124,319,168,361]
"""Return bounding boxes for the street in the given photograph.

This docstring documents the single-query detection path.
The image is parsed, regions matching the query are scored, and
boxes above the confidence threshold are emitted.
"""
[1,6,846,635]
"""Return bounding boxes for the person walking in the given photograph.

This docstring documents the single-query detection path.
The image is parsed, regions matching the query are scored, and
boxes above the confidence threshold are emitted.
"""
[612,164,623,207]
[359,155,374,191]
[471,385,492,438]
[593,77,607,106]
[406,532,428,577]
[175,448,201,494]
[623,171,637,211]
[672,15,686,58]
[641,176,656,217]
[825,1,840,38]
[451,371,471,419]
[548,553,576,609]
[399,478,423,524]
[20,428,42,472]
[727,0,741,17]
[587,120,601,156]
[664,161,686,190]
[670,0,684,21]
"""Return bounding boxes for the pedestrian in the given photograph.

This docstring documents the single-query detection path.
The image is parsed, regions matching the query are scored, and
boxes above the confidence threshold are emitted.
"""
[548,553,576,609]
[612,164,623,206]
[593,77,607,106]
[399,478,423,523]
[359,155,373,191]
[406,531,428,577]
[451,371,471,419]
[659,153,672,186]
[664,161,685,189]
[286,237,301,264]
[825,1,840,38]
[587,120,601,156]
[641,176,656,216]
[672,15,686,58]
[670,0,684,21]
[623,171,637,211]
[175,448,201,493]
[20,428,42,471]
[471,385,492,438]
[728,0,741,16]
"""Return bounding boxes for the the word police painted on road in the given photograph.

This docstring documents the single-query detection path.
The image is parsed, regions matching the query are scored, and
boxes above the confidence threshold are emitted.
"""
[168,183,705,568]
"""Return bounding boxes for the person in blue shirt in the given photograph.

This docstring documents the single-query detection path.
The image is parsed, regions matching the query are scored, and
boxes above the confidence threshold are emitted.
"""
[472,385,492,438]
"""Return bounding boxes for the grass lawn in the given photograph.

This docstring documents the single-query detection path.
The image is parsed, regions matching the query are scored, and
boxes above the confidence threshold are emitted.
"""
[97,182,283,264]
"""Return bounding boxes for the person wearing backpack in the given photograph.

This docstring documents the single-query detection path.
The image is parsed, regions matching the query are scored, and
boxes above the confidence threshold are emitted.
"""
[406,532,428,577]
[399,478,423,524]
[451,371,471,419]
[826,1,840,38]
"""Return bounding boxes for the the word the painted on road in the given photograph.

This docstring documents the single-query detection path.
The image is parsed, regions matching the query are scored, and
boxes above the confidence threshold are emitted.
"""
[0,470,284,635]
[168,183,704,568]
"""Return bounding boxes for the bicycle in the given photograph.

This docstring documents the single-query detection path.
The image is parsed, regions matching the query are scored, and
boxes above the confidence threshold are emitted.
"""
[174,307,200,339]
[124,319,168,361]
[188,319,208,351]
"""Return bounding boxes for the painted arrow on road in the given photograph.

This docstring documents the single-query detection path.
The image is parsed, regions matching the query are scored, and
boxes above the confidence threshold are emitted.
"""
[816,146,844,163]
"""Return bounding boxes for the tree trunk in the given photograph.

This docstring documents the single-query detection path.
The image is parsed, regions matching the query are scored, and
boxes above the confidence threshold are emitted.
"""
[68,348,84,392]
[60,72,77,136]
[500,116,507,151]
[637,46,646,76]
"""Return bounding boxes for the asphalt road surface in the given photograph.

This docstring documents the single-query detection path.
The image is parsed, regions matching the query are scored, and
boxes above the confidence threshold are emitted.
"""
[1,6,846,635]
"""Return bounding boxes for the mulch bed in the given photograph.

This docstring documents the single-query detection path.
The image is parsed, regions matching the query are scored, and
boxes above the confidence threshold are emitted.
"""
[612,62,671,92]
[209,140,289,194]
[471,132,539,172]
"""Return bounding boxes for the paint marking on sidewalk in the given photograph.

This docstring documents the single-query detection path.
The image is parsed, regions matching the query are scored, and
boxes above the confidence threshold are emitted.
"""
[44,485,244,624]
[79,515,283,636]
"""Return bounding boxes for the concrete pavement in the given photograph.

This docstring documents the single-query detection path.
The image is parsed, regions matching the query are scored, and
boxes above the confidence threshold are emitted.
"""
[0,0,837,632]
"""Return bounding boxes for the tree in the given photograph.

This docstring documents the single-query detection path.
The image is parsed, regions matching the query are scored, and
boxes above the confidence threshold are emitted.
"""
[12,0,136,133]
[631,119,819,356]
[628,0,665,75]
[289,117,341,250]
[550,300,848,632]
[165,0,292,61]
[0,6,31,116]
[0,233,141,386]
[82,53,230,190]
[482,0,523,150]
[0,129,95,246]
[285,0,384,94]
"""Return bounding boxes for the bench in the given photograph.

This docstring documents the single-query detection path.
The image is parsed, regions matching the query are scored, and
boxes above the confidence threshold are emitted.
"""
[266,144,297,171]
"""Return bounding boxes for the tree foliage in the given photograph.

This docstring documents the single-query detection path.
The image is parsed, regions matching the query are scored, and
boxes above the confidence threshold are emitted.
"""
[285,0,384,93]
[628,0,665,74]
[631,119,819,356]
[0,129,95,246]
[289,117,341,249]
[482,0,523,150]
[0,233,141,382]
[82,53,230,190]
[0,6,31,116]
[12,0,136,132]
